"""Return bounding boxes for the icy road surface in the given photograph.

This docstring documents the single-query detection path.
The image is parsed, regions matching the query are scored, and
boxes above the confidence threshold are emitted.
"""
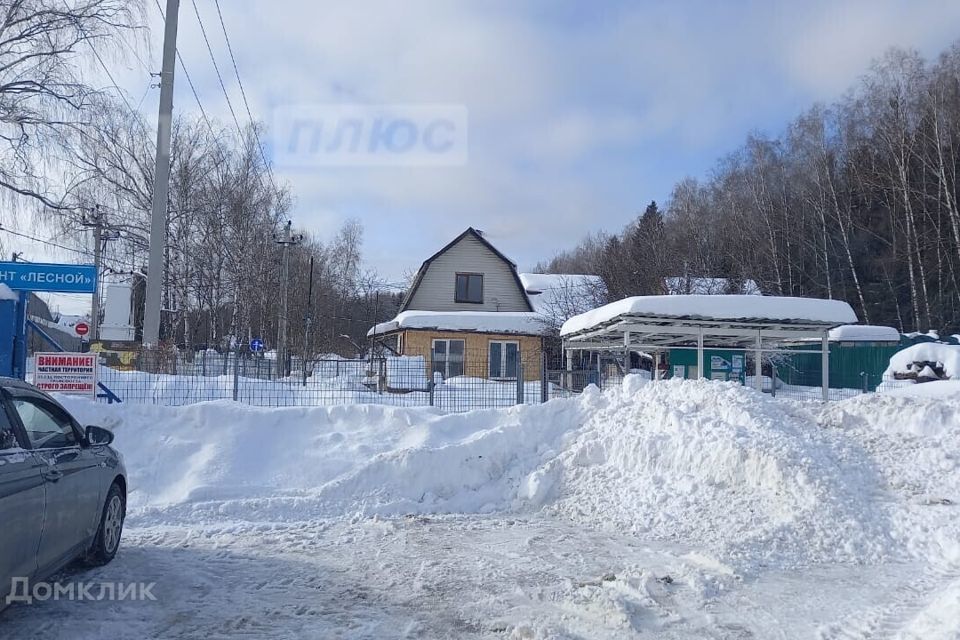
[3,515,948,639]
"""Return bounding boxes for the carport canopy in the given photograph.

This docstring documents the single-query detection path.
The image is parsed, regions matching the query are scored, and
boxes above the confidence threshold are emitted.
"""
[560,295,859,401]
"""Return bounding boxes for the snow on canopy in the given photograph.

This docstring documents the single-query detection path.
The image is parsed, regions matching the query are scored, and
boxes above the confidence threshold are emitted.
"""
[561,294,858,336]
[519,273,606,320]
[663,276,761,296]
[884,343,960,380]
[827,325,901,342]
[368,310,550,337]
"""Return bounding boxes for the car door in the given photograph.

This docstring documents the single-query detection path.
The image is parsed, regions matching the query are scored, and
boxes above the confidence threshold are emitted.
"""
[9,393,103,573]
[0,395,46,603]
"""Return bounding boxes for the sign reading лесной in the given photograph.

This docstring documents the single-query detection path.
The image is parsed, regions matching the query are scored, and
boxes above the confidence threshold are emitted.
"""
[0,262,96,294]
[33,353,97,396]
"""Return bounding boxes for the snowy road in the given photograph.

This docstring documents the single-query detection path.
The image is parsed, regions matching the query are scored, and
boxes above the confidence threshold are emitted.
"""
[1,515,946,639]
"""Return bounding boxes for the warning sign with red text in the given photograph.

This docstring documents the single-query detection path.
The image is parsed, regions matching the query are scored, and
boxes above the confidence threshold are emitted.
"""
[33,352,97,396]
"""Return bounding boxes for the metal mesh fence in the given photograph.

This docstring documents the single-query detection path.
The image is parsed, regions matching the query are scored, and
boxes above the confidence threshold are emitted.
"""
[89,347,563,411]
[54,344,920,409]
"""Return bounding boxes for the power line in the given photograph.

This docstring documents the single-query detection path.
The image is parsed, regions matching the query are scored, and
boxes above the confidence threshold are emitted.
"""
[211,0,278,194]
[0,225,129,273]
[190,0,244,139]
[1,225,94,258]
[152,0,218,140]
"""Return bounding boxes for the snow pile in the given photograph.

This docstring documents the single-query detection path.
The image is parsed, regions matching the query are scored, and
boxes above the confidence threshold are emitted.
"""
[883,343,960,381]
[816,393,960,566]
[883,380,960,399]
[533,378,891,569]
[60,377,902,571]
[311,394,595,518]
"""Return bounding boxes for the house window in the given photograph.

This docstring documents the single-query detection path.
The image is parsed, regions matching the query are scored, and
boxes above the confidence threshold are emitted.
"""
[455,273,484,304]
[489,340,519,380]
[432,339,465,379]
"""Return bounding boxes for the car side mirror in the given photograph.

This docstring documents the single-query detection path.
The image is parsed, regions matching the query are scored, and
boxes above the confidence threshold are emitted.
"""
[85,425,114,447]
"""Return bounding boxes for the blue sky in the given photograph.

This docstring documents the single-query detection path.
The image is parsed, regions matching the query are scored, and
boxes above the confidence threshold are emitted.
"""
[28,0,960,313]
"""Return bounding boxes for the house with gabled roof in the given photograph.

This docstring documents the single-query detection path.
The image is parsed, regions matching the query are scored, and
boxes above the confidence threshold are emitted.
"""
[368,228,551,383]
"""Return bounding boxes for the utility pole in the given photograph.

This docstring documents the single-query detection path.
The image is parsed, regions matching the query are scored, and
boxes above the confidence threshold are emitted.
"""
[301,256,314,385]
[275,220,303,376]
[81,205,120,342]
[143,0,180,346]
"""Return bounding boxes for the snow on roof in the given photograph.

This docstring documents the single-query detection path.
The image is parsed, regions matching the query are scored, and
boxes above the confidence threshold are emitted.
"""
[904,330,940,340]
[663,276,761,296]
[561,295,858,336]
[0,283,18,301]
[519,273,605,316]
[368,310,550,337]
[828,325,901,342]
[884,343,960,379]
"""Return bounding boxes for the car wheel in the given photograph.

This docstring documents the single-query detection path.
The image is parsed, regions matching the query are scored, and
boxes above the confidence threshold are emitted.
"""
[85,482,125,566]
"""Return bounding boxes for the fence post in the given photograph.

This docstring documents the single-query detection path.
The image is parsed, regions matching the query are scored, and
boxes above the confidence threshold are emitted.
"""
[861,371,869,394]
[232,345,240,402]
[428,377,435,407]
[516,364,525,405]
[201,349,206,376]
[770,364,777,397]
[540,352,548,404]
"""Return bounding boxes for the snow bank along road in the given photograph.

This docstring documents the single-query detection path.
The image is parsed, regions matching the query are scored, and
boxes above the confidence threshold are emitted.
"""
[2,379,959,639]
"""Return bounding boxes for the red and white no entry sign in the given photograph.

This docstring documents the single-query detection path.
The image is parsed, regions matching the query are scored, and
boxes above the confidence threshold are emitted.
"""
[75,322,89,336]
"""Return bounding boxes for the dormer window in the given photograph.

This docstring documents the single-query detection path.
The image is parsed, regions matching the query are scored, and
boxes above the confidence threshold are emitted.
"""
[455,273,484,303]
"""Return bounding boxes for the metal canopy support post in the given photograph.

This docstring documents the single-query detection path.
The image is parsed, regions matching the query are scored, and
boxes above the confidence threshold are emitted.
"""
[754,332,763,391]
[653,350,660,381]
[696,328,704,379]
[821,331,830,402]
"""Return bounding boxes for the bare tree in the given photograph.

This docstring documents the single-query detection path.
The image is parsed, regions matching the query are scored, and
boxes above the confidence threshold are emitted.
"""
[0,0,140,211]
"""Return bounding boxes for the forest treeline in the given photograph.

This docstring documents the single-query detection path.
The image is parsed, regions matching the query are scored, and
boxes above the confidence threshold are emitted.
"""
[538,45,960,334]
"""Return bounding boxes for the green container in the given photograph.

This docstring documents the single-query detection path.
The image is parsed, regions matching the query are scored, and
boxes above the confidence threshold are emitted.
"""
[778,341,901,391]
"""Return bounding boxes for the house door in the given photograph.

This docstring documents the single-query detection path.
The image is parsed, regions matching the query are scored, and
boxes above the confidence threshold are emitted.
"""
[489,341,519,379]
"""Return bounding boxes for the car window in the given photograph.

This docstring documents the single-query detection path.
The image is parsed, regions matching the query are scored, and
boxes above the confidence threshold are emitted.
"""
[11,398,78,450]
[0,404,19,450]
